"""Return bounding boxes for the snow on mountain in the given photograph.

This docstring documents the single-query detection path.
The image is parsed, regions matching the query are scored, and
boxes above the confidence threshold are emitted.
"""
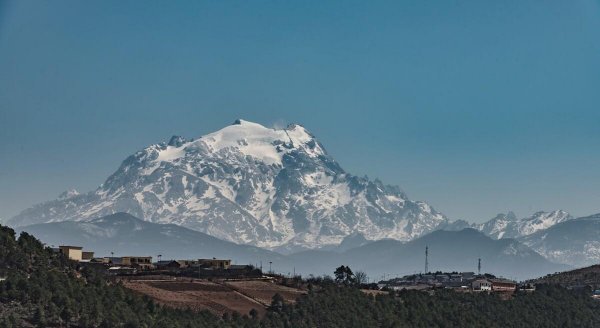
[58,189,80,200]
[475,210,573,239]
[7,120,448,250]
[519,214,600,267]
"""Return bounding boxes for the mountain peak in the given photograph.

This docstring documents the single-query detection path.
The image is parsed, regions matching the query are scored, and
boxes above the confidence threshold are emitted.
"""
[8,120,448,250]
[477,209,572,240]
[167,135,187,147]
[58,189,80,200]
[231,119,264,127]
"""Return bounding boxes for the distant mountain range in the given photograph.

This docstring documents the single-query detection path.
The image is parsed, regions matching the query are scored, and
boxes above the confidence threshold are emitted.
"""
[6,120,447,251]
[3,119,598,273]
[473,210,573,239]
[289,228,568,281]
[519,214,600,267]
[17,212,285,266]
[18,212,567,280]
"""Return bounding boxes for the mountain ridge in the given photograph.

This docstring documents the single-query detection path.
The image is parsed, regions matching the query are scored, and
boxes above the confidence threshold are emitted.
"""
[18,212,566,280]
[7,120,448,250]
[17,212,285,265]
[519,213,600,267]
[462,210,574,240]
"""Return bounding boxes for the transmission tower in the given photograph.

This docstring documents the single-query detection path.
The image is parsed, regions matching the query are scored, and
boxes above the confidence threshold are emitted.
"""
[425,246,429,274]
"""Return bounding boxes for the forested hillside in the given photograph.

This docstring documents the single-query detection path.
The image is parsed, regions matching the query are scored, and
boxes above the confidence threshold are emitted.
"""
[261,285,600,327]
[0,225,225,327]
[529,265,600,288]
[1,224,600,327]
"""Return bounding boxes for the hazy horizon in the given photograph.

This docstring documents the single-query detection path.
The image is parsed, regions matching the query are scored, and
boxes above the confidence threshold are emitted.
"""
[2,0,600,222]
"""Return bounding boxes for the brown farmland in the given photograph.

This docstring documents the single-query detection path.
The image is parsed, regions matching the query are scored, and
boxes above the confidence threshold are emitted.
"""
[225,280,306,305]
[121,278,305,317]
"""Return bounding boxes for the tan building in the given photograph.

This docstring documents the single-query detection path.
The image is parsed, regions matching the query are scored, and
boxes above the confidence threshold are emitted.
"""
[176,260,197,268]
[198,258,231,269]
[59,246,83,261]
[121,256,153,270]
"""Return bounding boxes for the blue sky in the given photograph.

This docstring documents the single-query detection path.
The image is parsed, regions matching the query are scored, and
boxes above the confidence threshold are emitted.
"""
[1,0,599,222]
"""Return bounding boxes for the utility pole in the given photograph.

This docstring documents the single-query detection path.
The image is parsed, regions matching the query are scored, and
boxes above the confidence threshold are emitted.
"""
[478,258,481,275]
[425,246,429,274]
[269,261,272,274]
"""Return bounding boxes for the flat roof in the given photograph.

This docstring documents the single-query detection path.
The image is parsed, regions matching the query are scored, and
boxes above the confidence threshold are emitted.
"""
[59,245,83,249]
[198,258,230,260]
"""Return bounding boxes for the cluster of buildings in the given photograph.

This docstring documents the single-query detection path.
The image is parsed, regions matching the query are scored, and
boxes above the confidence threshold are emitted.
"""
[55,245,257,277]
[380,272,518,293]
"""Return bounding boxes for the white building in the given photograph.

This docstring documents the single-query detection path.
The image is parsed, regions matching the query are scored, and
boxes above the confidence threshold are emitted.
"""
[472,279,492,291]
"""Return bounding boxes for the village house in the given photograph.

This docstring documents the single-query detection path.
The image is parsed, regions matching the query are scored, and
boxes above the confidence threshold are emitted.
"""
[155,260,181,270]
[81,251,94,261]
[176,260,197,268]
[472,279,492,291]
[97,256,153,269]
[101,257,124,265]
[58,246,83,261]
[121,256,153,270]
[197,258,231,269]
[449,274,463,282]
[421,274,434,282]
[490,279,517,292]
[461,272,475,280]
[435,274,449,282]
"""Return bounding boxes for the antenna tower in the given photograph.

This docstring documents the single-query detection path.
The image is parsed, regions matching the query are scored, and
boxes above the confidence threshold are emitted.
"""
[425,246,429,273]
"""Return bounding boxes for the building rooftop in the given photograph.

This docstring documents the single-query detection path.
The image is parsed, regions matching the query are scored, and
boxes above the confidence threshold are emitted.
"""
[59,245,83,249]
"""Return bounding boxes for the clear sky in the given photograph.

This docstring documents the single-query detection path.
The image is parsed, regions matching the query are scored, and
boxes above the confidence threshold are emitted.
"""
[1,0,599,222]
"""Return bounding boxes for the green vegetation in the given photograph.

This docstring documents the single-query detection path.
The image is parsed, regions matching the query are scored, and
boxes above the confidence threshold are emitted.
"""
[2,224,600,327]
[262,285,600,327]
[0,225,226,328]
[529,265,600,289]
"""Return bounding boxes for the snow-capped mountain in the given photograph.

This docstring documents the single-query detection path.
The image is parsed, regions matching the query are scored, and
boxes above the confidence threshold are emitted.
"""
[7,120,448,250]
[475,210,573,239]
[519,214,600,267]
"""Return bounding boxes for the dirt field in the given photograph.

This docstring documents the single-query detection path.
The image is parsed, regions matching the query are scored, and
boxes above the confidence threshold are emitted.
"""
[225,280,306,305]
[361,289,389,296]
[121,278,305,317]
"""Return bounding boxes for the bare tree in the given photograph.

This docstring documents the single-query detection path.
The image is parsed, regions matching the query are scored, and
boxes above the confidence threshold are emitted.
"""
[355,270,368,285]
